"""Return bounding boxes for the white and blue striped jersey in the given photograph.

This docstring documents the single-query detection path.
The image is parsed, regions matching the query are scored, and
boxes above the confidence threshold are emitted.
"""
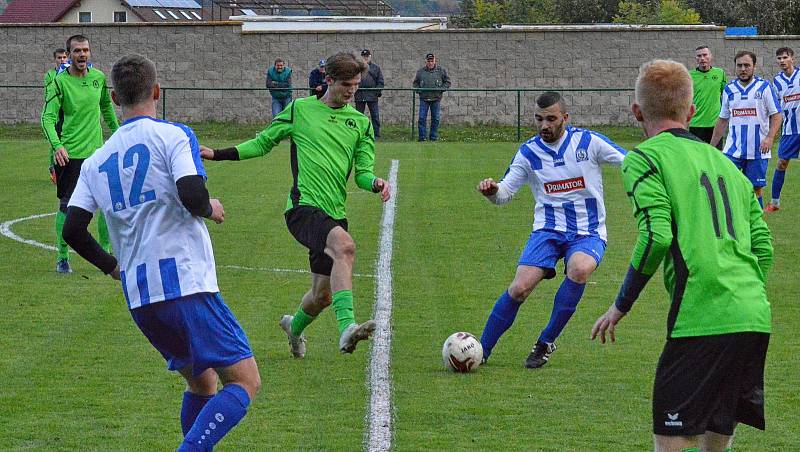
[773,69,800,136]
[719,77,781,159]
[69,116,218,310]
[490,126,627,242]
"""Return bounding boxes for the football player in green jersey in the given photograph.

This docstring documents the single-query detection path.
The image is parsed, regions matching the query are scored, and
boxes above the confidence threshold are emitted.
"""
[42,35,119,274]
[201,52,390,357]
[592,59,773,452]
[688,46,726,147]
[44,47,68,184]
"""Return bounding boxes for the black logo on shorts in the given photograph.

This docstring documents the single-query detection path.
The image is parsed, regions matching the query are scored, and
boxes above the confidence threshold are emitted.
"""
[345,118,357,129]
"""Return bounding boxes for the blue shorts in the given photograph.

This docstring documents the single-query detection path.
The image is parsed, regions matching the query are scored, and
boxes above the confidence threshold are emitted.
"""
[725,155,768,188]
[130,292,253,377]
[518,229,607,279]
[778,134,800,160]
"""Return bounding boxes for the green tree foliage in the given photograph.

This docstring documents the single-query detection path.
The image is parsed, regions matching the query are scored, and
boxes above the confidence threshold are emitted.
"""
[613,0,700,24]
[454,0,616,27]
[686,0,800,35]
[473,0,506,27]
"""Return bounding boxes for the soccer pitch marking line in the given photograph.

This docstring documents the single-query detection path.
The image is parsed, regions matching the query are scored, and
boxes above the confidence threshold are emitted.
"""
[366,159,398,452]
[0,212,59,252]
[1,213,374,278]
[220,264,374,278]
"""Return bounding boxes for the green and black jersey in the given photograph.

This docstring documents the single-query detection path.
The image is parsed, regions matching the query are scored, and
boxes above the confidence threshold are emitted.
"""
[616,128,772,338]
[41,68,119,159]
[233,96,377,220]
[43,69,57,98]
[689,67,727,128]
[43,68,59,166]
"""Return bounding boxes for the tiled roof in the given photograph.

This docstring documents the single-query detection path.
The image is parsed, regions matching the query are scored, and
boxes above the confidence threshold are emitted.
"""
[0,0,79,23]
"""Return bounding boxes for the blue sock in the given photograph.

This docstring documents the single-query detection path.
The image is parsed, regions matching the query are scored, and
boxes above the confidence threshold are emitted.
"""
[178,384,251,451]
[480,291,522,360]
[758,196,764,208]
[538,278,586,344]
[772,168,786,202]
[181,391,213,436]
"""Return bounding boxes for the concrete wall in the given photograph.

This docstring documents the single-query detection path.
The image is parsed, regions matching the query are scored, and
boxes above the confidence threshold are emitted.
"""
[2,23,800,127]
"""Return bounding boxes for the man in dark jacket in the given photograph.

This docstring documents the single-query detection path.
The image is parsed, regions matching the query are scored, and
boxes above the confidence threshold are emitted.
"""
[266,58,293,117]
[413,53,451,141]
[309,59,328,98]
[355,49,385,138]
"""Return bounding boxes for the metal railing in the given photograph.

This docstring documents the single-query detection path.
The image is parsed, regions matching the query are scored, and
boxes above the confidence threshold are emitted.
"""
[3,85,634,141]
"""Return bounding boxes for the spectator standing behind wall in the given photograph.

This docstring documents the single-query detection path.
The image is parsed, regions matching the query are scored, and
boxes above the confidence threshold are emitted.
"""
[266,58,293,118]
[309,59,328,98]
[413,53,450,141]
[355,49,385,139]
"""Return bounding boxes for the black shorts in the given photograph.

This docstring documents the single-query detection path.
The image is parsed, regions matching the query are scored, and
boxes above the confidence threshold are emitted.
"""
[284,205,348,276]
[55,158,86,201]
[689,126,723,150]
[652,332,769,436]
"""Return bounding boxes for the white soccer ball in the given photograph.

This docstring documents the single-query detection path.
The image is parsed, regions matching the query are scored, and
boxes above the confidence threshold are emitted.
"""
[442,332,483,373]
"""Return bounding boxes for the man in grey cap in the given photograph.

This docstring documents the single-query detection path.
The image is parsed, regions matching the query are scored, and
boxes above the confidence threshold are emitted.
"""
[413,53,451,141]
[309,59,328,98]
[355,49,385,139]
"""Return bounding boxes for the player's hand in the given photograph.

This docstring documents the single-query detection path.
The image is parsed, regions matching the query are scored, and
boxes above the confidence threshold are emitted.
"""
[590,304,626,344]
[109,265,121,280]
[477,178,499,197]
[199,145,215,160]
[54,147,69,166]
[315,86,322,92]
[760,137,773,154]
[373,178,391,202]
[208,198,225,224]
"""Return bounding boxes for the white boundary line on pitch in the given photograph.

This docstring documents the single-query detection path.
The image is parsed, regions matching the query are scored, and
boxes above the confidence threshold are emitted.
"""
[0,212,59,251]
[220,265,374,278]
[366,159,398,452]
[1,213,372,278]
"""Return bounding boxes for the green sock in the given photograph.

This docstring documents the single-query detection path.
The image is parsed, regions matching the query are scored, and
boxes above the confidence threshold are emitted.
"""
[55,210,69,260]
[290,307,316,336]
[96,212,112,253]
[332,290,355,334]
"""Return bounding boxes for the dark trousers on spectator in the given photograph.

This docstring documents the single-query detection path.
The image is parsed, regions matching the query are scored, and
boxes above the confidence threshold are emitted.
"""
[689,126,723,150]
[418,99,441,141]
[355,100,381,138]
[271,97,292,118]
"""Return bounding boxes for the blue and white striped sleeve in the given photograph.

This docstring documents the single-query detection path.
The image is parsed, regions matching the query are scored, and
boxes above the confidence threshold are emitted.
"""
[491,148,533,205]
[590,131,627,166]
[170,123,207,182]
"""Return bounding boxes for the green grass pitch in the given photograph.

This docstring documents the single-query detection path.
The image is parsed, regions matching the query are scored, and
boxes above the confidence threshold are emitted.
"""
[0,125,798,450]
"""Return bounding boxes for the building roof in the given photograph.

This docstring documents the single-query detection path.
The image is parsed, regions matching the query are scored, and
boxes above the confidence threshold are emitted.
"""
[0,0,79,23]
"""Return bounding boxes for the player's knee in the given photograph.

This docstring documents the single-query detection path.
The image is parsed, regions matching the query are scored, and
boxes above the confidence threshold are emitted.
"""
[508,282,533,301]
[566,265,594,284]
[778,159,790,170]
[331,237,356,262]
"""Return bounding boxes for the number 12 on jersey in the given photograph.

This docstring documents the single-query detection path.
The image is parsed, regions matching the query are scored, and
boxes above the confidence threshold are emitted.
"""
[99,144,157,212]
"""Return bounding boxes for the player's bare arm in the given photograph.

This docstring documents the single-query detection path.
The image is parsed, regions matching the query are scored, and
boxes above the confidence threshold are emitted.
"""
[54,147,69,166]
[199,144,215,160]
[209,198,225,224]
[710,118,728,148]
[761,112,783,153]
[590,304,626,344]
[372,178,391,202]
[477,178,498,196]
